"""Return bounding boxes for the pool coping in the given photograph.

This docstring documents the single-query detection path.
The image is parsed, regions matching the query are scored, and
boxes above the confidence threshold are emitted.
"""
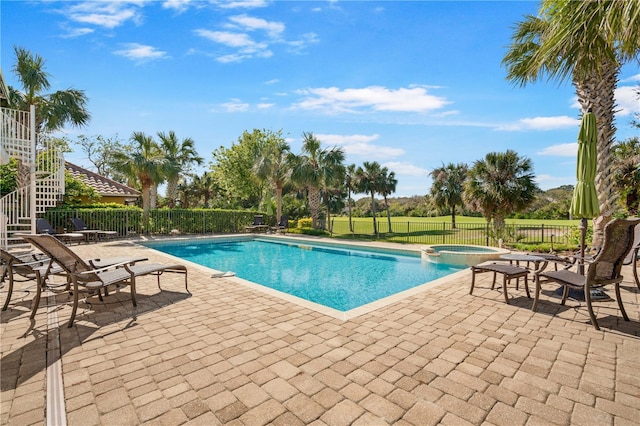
[136,234,470,321]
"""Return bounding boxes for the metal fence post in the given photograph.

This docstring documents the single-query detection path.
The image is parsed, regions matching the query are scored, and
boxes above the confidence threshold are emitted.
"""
[541,223,544,243]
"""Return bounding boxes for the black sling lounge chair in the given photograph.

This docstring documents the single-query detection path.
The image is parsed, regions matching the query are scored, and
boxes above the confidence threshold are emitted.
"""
[20,234,188,327]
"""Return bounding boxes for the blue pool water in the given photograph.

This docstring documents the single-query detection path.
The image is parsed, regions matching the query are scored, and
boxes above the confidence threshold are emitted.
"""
[143,238,463,311]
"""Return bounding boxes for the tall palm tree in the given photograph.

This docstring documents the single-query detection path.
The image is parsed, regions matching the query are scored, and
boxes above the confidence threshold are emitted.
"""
[356,161,384,236]
[430,162,468,229]
[254,131,291,222]
[379,167,397,232]
[157,131,204,208]
[290,132,345,229]
[502,0,640,245]
[7,46,90,189]
[9,46,90,134]
[345,164,358,232]
[110,132,165,232]
[464,150,538,236]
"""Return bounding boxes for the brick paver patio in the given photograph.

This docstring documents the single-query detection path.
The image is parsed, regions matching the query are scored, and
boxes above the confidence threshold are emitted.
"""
[2,237,639,425]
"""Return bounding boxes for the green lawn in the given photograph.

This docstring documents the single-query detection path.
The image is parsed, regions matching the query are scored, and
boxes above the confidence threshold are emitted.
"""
[324,215,580,248]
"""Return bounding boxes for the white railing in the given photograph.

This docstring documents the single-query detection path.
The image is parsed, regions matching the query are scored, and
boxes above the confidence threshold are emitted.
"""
[0,104,65,248]
[1,108,32,163]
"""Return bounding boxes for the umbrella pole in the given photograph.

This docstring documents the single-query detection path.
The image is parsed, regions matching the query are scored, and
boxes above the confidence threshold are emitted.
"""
[579,218,587,275]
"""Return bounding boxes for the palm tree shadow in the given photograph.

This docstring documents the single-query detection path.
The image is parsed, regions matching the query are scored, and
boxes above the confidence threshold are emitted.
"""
[1,289,190,392]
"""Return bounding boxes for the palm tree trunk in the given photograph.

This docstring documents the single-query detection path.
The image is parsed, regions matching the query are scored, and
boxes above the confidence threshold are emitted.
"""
[166,179,178,208]
[575,59,619,247]
[276,184,283,222]
[384,195,392,233]
[370,192,378,236]
[309,187,321,228]
[348,189,353,232]
[150,184,158,209]
[141,183,151,233]
[451,205,456,229]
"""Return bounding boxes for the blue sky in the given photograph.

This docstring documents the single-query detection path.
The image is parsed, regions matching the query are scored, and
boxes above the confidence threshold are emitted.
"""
[2,0,639,197]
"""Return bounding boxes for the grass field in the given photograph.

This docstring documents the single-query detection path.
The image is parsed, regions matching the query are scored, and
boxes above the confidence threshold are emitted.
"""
[323,215,581,248]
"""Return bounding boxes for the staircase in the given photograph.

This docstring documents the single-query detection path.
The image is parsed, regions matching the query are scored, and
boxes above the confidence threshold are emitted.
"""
[1,105,65,249]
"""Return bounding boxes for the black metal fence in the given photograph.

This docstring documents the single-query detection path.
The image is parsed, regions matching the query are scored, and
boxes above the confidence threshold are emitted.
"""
[328,219,575,247]
[43,208,576,248]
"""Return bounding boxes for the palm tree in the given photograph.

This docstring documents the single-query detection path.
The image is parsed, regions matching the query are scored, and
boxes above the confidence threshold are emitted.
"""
[345,164,357,232]
[430,162,468,229]
[157,131,204,208]
[290,132,345,229]
[9,46,90,134]
[7,46,90,190]
[502,0,640,245]
[110,132,165,232]
[463,150,538,237]
[356,161,384,236]
[612,137,640,215]
[254,131,291,222]
[379,168,397,232]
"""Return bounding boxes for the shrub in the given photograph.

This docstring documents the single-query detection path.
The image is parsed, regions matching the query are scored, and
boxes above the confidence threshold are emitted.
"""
[297,217,313,229]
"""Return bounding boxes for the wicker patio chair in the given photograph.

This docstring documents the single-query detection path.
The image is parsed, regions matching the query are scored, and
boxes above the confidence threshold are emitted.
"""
[69,217,118,242]
[533,218,640,330]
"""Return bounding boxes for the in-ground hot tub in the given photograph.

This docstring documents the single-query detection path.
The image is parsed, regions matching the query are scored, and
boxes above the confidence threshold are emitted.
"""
[422,244,510,267]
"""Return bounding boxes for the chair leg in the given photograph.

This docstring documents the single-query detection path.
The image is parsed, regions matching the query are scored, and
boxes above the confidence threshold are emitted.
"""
[532,274,541,312]
[470,267,477,295]
[523,275,530,299]
[130,277,137,307]
[584,283,600,331]
[30,270,44,319]
[614,283,629,322]
[68,278,80,328]
[633,254,640,290]
[561,285,569,305]
[502,274,509,304]
[491,271,497,290]
[2,270,14,311]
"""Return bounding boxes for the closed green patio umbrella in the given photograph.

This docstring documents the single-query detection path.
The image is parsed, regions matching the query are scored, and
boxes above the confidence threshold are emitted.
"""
[570,110,600,274]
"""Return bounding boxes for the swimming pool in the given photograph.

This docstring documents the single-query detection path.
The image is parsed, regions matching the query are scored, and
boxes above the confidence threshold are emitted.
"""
[141,236,465,316]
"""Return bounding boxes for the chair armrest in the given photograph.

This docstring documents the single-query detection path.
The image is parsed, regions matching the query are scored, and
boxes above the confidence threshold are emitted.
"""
[73,261,134,276]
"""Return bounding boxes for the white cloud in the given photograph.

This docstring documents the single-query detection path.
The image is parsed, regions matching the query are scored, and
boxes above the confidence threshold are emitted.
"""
[293,85,449,114]
[162,0,195,13]
[194,29,272,62]
[316,133,405,159]
[221,99,250,112]
[228,15,285,38]
[537,143,577,157]
[621,73,640,83]
[615,85,640,117]
[216,0,268,9]
[496,116,580,131]
[114,43,169,63]
[60,26,94,38]
[265,79,279,85]
[65,1,143,29]
[257,103,274,109]
[382,161,429,177]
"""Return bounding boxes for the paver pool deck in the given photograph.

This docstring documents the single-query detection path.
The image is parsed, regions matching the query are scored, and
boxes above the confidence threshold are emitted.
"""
[1,237,639,425]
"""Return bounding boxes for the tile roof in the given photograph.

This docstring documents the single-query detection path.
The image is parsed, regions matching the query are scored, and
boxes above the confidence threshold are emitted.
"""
[65,161,140,198]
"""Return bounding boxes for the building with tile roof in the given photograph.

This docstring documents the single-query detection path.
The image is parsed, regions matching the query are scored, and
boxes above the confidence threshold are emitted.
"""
[65,161,140,205]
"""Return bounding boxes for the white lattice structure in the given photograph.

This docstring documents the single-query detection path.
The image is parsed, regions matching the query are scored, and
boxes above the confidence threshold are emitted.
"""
[1,103,65,249]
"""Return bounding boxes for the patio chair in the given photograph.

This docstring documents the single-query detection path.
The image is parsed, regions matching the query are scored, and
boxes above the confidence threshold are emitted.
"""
[1,248,63,314]
[245,215,268,233]
[270,215,289,234]
[69,217,118,242]
[470,262,530,304]
[533,218,640,330]
[36,218,85,244]
[622,222,639,290]
[19,234,188,327]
